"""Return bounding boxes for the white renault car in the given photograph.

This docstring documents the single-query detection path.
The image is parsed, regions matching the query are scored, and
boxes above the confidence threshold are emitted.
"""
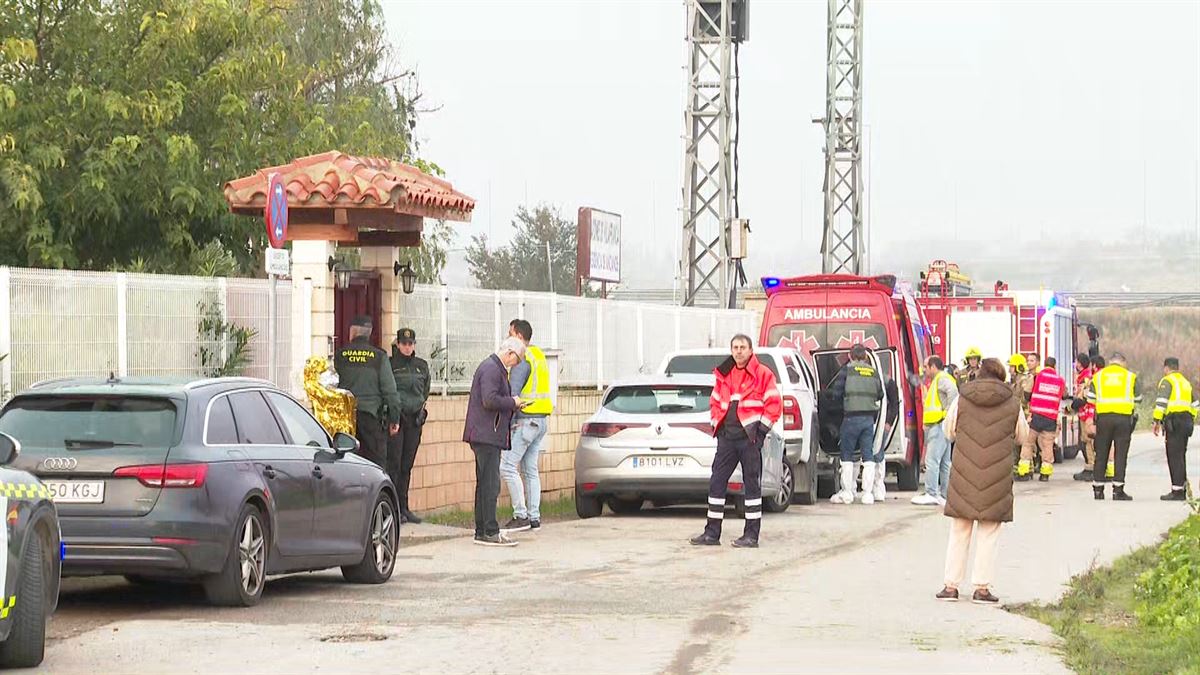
[574,374,791,518]
[657,348,821,504]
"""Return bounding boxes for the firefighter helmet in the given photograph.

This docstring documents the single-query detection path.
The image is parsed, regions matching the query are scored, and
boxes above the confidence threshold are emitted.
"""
[1008,354,1027,370]
[964,347,983,361]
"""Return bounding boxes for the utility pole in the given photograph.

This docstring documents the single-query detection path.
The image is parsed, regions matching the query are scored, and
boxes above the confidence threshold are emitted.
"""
[680,0,745,308]
[816,0,864,275]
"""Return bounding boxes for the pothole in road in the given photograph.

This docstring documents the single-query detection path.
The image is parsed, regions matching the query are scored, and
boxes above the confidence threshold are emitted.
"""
[320,632,389,643]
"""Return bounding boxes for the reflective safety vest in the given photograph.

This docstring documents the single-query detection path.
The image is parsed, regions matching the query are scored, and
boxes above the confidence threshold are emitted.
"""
[1029,367,1066,422]
[1087,365,1138,415]
[1153,371,1197,421]
[923,371,956,425]
[520,345,554,415]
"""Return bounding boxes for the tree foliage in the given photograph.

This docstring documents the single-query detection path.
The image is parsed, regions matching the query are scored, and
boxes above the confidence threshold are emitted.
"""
[0,0,448,277]
[466,204,579,293]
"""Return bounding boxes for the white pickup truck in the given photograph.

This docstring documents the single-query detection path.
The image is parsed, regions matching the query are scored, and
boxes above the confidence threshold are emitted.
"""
[657,347,822,505]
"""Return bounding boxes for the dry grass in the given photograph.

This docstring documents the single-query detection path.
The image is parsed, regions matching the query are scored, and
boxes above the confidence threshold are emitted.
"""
[1079,308,1200,427]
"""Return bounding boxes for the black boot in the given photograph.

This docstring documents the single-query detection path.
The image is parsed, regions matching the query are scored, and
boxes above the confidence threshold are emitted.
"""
[1093,486,1105,501]
[1160,489,1187,502]
[1112,486,1133,501]
[1015,473,1033,482]
[403,509,424,524]
[1073,469,1094,482]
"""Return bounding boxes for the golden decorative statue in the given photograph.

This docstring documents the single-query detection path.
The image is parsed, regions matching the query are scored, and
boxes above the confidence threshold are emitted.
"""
[303,356,356,436]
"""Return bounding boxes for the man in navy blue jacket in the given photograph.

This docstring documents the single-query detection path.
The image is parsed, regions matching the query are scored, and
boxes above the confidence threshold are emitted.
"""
[463,337,531,546]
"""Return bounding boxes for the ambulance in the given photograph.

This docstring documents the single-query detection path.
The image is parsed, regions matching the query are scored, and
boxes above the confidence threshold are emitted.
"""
[758,274,935,493]
[917,285,1084,460]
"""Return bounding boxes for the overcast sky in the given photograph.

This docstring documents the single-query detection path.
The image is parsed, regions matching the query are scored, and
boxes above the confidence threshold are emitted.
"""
[385,1,1200,288]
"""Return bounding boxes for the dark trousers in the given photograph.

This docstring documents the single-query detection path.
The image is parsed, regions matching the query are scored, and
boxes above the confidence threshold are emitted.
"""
[355,412,387,469]
[703,435,763,541]
[1093,413,1133,486]
[471,443,502,538]
[1164,416,1191,489]
[387,417,423,511]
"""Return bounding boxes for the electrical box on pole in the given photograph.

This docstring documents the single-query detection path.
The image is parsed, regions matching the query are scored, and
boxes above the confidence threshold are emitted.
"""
[680,0,747,308]
[817,0,864,275]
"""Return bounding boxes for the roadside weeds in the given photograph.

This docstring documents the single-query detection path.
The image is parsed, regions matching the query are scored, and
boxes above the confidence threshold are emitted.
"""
[1011,513,1200,675]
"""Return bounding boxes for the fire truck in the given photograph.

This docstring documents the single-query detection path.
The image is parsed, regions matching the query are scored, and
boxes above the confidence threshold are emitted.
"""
[916,265,1087,460]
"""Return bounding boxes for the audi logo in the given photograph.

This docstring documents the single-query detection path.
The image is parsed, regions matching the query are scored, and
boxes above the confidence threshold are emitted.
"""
[41,457,78,471]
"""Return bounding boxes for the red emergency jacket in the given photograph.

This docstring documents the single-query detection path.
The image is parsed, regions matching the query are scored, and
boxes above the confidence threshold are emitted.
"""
[1030,366,1066,423]
[1075,367,1095,421]
[710,354,783,434]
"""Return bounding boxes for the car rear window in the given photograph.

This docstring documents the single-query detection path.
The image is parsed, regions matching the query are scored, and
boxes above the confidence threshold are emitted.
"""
[0,396,178,449]
[665,355,781,381]
[603,386,713,415]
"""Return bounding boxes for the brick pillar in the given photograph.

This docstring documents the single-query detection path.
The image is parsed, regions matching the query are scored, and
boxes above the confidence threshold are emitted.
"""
[359,246,401,343]
[291,240,337,357]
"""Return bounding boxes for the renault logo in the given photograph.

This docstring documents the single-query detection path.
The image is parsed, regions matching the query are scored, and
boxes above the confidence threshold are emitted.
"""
[41,457,78,471]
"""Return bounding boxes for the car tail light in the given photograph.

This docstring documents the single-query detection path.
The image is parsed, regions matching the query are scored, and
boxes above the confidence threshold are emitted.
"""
[728,482,744,491]
[581,422,650,438]
[673,422,715,433]
[783,396,803,431]
[113,463,208,488]
[581,483,598,492]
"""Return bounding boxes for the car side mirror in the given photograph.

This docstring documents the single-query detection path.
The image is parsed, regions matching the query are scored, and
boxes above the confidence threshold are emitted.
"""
[332,432,359,457]
[0,433,20,465]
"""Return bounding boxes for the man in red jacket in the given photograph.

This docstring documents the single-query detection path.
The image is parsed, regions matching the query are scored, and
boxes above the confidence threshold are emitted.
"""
[1018,356,1066,482]
[690,335,782,548]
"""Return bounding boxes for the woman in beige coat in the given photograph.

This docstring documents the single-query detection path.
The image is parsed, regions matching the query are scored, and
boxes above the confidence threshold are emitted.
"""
[936,358,1029,604]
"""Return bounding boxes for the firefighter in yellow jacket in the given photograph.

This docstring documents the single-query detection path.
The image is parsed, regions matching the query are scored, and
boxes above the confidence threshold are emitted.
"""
[1152,357,1198,501]
[1086,353,1142,501]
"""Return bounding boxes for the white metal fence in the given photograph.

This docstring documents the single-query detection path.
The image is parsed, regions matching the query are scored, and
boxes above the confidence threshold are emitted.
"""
[397,285,758,391]
[0,267,757,400]
[0,267,293,398]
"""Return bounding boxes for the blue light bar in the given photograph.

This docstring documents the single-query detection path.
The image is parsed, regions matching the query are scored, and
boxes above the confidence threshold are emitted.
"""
[762,277,781,290]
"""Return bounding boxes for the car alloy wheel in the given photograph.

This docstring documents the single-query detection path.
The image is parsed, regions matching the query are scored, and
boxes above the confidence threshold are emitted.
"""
[777,460,794,506]
[239,514,266,598]
[370,499,398,576]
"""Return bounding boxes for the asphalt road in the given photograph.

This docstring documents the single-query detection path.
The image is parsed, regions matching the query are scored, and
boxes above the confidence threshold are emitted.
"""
[36,433,1197,674]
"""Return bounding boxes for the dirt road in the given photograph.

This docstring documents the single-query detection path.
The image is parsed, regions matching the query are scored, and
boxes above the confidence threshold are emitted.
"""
[40,433,1195,673]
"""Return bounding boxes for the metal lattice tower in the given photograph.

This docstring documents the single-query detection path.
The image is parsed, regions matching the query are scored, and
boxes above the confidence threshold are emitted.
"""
[680,0,736,308]
[818,0,864,275]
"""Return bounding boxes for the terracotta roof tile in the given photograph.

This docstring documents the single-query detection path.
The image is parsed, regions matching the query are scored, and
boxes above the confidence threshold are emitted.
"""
[223,151,475,221]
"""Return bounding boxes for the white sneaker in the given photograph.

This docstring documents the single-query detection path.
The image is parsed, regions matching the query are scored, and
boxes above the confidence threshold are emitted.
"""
[935,496,947,506]
[911,493,940,506]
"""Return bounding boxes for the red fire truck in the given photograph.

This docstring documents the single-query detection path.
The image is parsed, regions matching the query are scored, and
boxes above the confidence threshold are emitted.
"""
[759,274,934,492]
[917,274,1085,460]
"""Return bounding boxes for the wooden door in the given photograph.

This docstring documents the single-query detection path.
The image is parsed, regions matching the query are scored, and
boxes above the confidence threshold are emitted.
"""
[333,272,383,349]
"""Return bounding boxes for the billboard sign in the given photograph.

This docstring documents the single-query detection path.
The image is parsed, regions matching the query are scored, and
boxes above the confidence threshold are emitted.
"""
[577,207,621,284]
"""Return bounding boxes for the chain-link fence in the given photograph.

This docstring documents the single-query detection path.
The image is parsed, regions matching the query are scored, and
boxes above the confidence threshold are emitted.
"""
[0,267,293,399]
[396,285,758,391]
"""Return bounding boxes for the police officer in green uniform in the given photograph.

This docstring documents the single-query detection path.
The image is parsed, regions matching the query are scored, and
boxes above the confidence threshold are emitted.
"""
[389,327,432,524]
[334,315,402,469]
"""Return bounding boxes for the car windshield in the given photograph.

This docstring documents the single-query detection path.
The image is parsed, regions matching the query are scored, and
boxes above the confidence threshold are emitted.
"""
[0,396,178,450]
[665,354,781,381]
[604,386,713,415]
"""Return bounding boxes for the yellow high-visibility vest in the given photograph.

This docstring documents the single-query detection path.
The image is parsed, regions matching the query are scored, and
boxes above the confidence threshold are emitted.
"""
[1154,371,1197,420]
[1092,365,1137,415]
[520,344,554,415]
[923,371,955,425]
